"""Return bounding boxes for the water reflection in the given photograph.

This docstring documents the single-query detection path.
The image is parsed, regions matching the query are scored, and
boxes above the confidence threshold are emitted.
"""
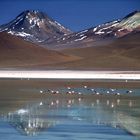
[1,97,140,139]
[5,106,57,136]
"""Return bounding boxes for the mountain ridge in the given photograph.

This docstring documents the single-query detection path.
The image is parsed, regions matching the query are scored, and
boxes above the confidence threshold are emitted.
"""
[48,10,140,50]
[0,10,140,48]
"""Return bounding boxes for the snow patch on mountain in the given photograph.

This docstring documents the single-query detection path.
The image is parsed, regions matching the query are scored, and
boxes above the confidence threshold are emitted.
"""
[95,30,105,35]
[8,30,33,37]
[76,30,88,36]
[93,27,97,32]
[54,21,66,30]
[75,36,87,41]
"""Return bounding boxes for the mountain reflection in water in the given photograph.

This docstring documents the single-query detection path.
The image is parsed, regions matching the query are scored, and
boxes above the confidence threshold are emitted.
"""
[1,97,140,140]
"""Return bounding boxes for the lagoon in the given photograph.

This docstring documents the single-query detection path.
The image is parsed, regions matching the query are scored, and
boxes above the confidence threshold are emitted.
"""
[0,91,140,140]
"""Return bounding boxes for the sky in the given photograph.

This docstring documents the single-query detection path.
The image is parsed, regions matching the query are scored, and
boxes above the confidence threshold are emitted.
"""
[0,0,140,31]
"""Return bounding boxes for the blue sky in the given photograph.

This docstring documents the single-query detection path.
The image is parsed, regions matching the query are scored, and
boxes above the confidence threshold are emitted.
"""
[0,0,140,31]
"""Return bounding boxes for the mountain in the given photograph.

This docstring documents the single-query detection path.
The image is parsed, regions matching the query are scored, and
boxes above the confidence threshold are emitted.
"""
[48,11,140,50]
[57,32,140,70]
[0,10,140,50]
[1,10,140,50]
[0,32,79,68]
[0,10,72,44]
[0,10,139,70]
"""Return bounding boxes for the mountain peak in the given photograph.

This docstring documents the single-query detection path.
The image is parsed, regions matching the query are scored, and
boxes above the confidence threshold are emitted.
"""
[0,10,72,44]
[123,10,140,19]
[24,10,40,13]
[19,10,44,15]
[116,10,140,31]
[21,10,48,17]
[16,10,50,24]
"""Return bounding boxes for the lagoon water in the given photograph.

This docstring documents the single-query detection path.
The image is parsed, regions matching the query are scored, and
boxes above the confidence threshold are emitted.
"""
[0,90,140,140]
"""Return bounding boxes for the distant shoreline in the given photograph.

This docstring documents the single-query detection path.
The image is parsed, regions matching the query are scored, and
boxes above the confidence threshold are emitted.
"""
[0,70,140,80]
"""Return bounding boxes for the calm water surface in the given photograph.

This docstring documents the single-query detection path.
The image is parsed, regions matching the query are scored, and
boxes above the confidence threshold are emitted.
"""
[0,89,140,140]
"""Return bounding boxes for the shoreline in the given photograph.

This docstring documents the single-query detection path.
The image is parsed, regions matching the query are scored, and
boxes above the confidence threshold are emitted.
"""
[0,70,140,80]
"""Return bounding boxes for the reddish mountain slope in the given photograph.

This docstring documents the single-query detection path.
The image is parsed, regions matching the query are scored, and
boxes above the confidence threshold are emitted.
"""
[0,32,79,67]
